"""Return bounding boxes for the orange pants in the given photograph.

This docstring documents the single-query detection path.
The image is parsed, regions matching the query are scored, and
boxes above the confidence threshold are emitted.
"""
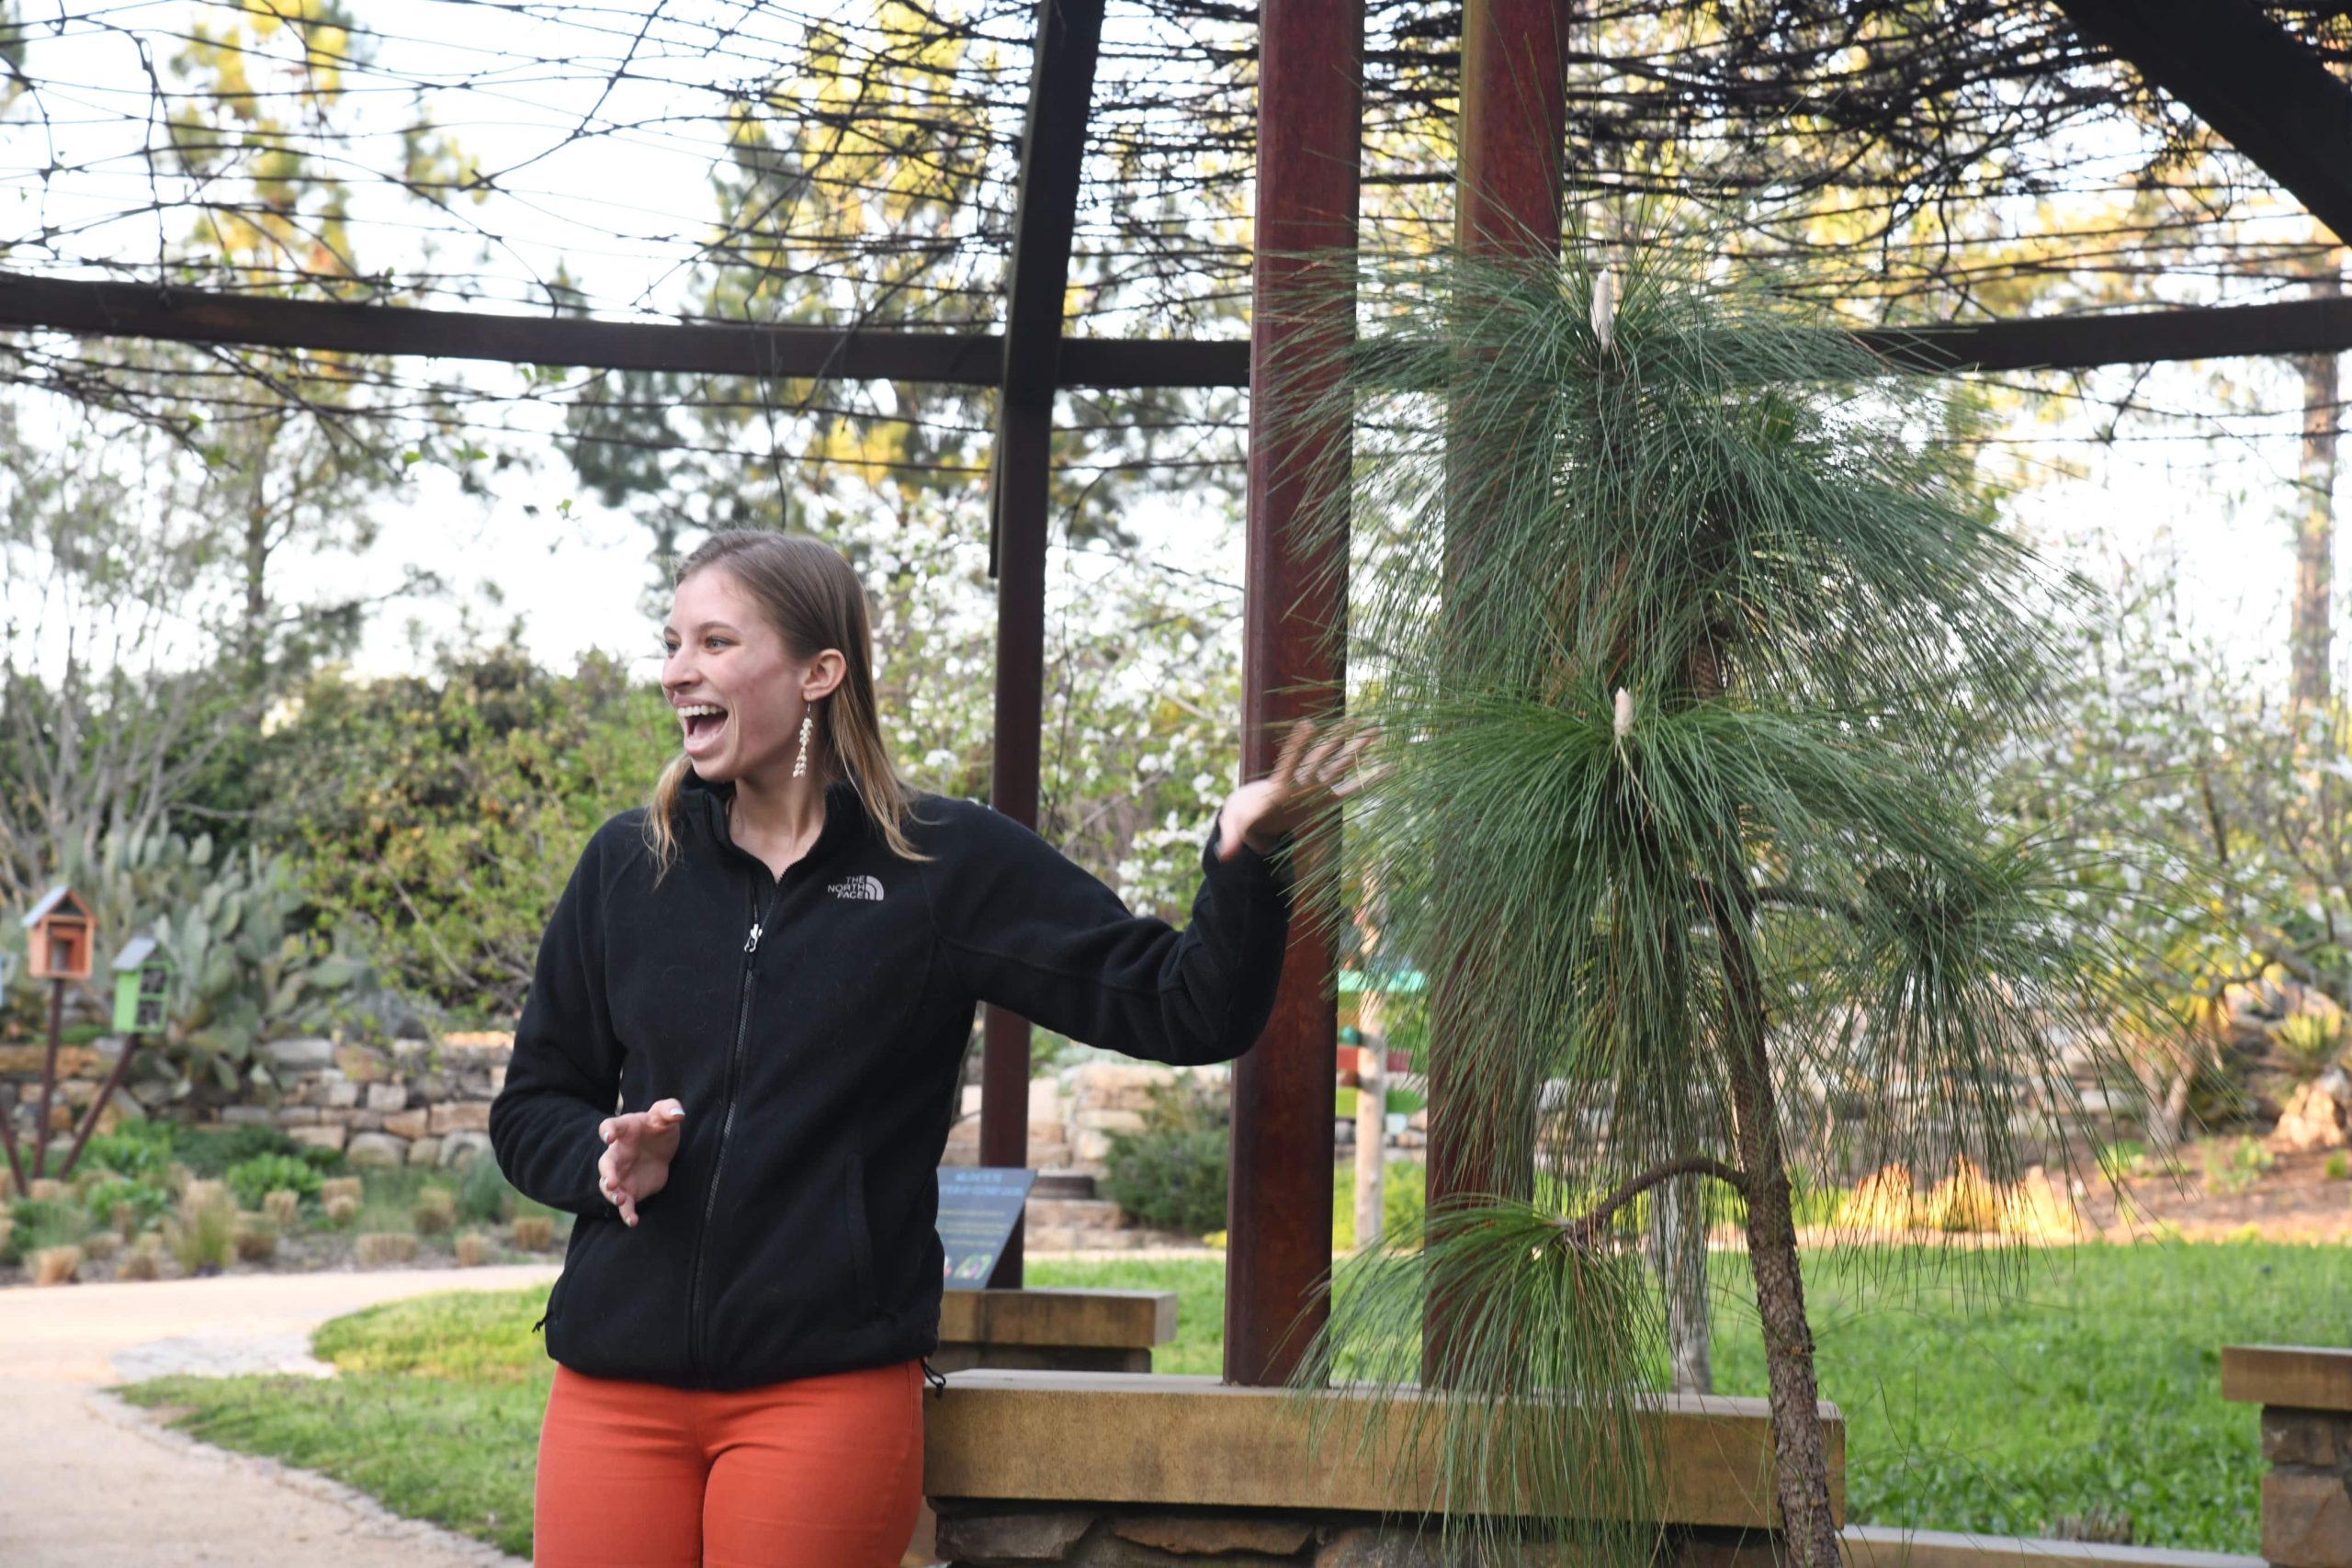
[532,1360,924,1568]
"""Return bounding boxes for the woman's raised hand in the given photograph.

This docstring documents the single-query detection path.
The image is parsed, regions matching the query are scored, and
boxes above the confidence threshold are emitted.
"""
[1215,717,1379,861]
[596,1098,685,1228]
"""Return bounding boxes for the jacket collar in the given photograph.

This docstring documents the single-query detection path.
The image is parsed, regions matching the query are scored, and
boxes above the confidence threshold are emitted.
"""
[681,771,866,871]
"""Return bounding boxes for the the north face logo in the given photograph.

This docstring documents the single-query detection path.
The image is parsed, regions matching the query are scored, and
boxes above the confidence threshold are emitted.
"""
[828,874,885,902]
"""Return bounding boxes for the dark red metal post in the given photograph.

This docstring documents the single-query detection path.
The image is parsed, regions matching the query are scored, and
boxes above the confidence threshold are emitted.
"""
[31,977,63,1180]
[1424,0,1568,1385]
[57,1032,142,1183]
[981,0,1108,1290]
[1222,0,1363,1389]
[0,1040,25,1196]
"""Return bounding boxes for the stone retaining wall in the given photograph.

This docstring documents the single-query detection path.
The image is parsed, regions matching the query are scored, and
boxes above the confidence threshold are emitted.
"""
[1,1030,513,1170]
[944,1060,1425,1178]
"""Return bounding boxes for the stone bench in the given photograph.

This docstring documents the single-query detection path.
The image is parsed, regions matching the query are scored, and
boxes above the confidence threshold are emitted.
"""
[922,1370,1841,1566]
[2222,1345,2352,1568]
[933,1288,1177,1375]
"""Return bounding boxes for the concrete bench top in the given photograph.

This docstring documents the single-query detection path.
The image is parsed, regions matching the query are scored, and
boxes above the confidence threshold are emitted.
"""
[923,1369,1841,1530]
[2222,1346,2352,1411]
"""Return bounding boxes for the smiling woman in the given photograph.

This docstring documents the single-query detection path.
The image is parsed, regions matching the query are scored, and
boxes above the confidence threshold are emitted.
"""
[648,533,925,874]
[487,526,1368,1568]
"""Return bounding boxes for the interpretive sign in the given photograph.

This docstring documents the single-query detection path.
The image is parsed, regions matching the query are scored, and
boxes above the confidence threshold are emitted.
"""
[937,1167,1036,1290]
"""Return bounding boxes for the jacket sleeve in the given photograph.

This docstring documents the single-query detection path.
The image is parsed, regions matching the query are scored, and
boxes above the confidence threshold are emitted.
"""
[490,825,623,1216]
[925,804,1295,1066]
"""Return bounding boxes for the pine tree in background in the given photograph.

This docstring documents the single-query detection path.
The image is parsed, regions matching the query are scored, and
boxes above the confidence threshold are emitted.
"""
[1281,246,2146,1567]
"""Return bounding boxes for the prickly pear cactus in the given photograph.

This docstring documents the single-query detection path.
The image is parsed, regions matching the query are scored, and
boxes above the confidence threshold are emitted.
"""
[23,826,375,1103]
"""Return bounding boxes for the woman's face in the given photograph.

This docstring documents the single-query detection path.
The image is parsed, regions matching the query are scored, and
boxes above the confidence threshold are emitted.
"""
[661,567,832,786]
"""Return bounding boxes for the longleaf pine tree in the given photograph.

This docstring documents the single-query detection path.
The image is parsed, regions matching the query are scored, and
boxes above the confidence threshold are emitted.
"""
[1282,249,2136,1567]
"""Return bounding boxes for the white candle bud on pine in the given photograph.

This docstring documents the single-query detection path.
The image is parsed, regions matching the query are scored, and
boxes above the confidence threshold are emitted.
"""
[1612,686,1634,739]
[1590,268,1619,354]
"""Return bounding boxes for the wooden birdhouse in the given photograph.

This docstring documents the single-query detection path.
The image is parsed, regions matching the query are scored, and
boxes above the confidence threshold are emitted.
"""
[22,886,95,982]
[111,934,172,1033]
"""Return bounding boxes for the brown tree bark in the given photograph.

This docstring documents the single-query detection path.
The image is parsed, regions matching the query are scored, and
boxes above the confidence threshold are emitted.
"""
[1704,877,1841,1568]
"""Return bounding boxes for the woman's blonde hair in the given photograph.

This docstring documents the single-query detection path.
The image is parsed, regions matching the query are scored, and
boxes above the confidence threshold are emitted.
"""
[644,530,929,879]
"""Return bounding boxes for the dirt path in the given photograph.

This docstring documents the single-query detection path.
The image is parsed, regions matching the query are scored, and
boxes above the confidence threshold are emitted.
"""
[0,1264,559,1567]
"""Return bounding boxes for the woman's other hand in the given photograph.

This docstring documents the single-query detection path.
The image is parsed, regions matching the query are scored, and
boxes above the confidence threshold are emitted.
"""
[596,1098,685,1227]
[1216,717,1378,860]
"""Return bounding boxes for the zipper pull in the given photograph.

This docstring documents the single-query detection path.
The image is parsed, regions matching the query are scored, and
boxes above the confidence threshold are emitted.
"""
[744,922,763,955]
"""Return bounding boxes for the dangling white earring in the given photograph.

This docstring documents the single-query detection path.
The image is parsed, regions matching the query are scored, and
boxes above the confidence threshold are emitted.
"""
[793,711,813,778]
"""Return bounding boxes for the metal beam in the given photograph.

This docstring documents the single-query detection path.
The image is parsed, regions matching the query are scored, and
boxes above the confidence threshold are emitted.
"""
[1860,292,2352,372]
[0,269,1238,388]
[2052,0,2352,244]
[980,0,1108,1292]
[15,270,2352,388]
[1223,0,1362,1390]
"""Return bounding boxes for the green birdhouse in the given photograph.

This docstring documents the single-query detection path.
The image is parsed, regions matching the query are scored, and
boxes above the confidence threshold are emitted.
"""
[110,934,172,1033]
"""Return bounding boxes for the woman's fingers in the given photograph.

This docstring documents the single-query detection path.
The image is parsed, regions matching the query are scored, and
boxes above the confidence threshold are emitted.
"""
[1273,718,1315,787]
[597,1145,644,1227]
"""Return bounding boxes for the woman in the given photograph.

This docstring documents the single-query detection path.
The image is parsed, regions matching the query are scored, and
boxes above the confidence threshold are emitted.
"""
[489,529,1366,1568]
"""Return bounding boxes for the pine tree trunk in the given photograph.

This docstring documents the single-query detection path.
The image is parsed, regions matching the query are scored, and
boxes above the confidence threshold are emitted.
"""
[1708,880,1840,1568]
[1653,1171,1713,1393]
[2294,264,2341,709]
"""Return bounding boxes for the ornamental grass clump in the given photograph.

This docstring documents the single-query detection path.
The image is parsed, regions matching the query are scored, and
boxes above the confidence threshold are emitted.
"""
[1276,243,2144,1568]
[232,1213,279,1261]
[29,1245,81,1287]
[413,1186,457,1235]
[511,1213,555,1251]
[356,1231,419,1267]
[164,1180,236,1273]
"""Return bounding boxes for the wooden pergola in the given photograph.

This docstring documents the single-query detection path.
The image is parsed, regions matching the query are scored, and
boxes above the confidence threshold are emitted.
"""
[6,0,2351,1387]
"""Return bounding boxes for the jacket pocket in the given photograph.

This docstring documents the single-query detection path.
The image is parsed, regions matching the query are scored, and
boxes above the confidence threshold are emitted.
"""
[842,1141,878,1314]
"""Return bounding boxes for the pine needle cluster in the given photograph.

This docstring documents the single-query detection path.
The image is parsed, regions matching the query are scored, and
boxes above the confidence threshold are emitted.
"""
[1273,245,2145,1568]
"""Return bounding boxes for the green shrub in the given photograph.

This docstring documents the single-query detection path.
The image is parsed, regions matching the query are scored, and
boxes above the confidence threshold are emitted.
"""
[1101,1073,1229,1235]
[172,1123,298,1179]
[2204,1136,2274,1197]
[82,1177,175,1235]
[457,1157,519,1225]
[80,1122,175,1183]
[2275,1011,2346,1078]
[2325,1151,2349,1182]
[225,1153,322,1210]
[1330,1160,1428,1251]
[2095,1140,2145,1182]
[2,1198,86,1264]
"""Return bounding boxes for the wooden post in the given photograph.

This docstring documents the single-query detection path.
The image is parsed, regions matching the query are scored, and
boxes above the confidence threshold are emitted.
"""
[1424,0,1568,1385]
[1223,0,1363,1387]
[979,0,1108,1290]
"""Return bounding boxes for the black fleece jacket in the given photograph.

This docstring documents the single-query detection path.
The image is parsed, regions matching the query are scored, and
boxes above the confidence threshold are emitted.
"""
[489,772,1294,1391]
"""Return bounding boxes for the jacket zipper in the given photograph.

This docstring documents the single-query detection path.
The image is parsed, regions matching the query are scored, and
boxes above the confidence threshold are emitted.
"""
[684,867,784,1384]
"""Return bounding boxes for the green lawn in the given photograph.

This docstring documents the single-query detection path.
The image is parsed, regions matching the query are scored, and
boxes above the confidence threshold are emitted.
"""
[119,1239,2342,1557]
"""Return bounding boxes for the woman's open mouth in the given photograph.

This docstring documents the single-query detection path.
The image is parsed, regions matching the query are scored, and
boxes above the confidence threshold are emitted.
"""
[678,703,729,751]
